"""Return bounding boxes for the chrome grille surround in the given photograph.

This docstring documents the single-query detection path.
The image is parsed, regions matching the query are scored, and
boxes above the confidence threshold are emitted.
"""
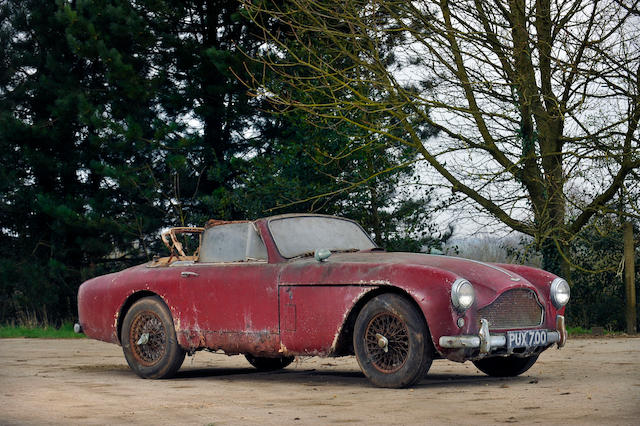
[478,288,544,330]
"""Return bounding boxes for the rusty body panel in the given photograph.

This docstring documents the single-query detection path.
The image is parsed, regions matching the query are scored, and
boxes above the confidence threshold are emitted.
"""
[77,214,567,367]
[278,285,375,356]
[167,262,280,354]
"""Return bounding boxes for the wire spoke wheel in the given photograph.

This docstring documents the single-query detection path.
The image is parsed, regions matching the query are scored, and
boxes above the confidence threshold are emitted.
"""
[121,296,185,379]
[365,312,409,373]
[129,311,167,366]
[354,294,433,388]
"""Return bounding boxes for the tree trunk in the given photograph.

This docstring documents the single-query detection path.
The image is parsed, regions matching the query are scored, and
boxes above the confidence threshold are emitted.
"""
[623,222,637,334]
[541,238,571,282]
[369,186,382,246]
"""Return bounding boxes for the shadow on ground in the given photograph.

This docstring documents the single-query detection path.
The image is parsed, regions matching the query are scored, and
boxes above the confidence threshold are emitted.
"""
[72,363,529,389]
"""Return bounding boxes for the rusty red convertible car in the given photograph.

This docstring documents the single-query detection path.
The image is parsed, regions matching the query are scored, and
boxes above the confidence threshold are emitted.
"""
[76,214,569,388]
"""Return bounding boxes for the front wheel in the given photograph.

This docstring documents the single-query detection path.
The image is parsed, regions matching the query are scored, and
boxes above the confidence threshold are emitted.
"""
[121,296,185,379]
[473,355,539,377]
[245,354,294,371]
[353,294,432,388]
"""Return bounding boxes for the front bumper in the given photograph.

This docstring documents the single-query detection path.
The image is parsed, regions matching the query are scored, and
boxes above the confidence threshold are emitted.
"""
[439,315,567,355]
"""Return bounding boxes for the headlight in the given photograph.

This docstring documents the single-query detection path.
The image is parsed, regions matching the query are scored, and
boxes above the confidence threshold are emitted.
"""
[550,277,570,308]
[451,278,475,311]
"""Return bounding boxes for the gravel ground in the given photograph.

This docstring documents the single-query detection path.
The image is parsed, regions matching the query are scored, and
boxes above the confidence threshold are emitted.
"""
[1,336,639,425]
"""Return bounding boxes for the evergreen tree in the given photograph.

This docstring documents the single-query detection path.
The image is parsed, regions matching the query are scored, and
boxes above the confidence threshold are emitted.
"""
[0,0,164,322]
[130,0,270,223]
[0,0,445,324]
[1,0,97,322]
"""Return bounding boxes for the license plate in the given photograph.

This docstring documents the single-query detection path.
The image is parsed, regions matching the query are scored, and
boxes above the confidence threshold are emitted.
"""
[506,330,548,350]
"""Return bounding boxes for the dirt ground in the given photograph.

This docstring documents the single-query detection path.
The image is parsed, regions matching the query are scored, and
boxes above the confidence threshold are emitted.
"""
[1,337,639,425]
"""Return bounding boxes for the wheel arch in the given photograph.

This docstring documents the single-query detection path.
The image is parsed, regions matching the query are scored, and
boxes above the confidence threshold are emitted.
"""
[332,286,434,356]
[116,290,163,344]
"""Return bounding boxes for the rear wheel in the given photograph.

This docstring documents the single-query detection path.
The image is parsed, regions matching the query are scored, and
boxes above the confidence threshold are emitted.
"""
[353,294,432,388]
[121,296,185,379]
[473,354,539,377]
[245,354,294,371]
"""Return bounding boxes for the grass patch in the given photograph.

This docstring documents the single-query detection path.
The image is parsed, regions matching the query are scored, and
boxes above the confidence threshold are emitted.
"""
[0,322,85,339]
[567,326,591,336]
[567,326,627,336]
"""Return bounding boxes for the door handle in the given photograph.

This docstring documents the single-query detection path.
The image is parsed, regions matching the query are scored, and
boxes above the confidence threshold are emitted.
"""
[180,271,199,278]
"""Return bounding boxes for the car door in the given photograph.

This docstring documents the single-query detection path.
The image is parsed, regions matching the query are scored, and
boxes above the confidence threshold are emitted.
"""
[171,223,280,354]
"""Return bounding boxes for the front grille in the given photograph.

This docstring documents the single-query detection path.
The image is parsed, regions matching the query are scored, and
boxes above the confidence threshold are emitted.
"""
[478,289,543,330]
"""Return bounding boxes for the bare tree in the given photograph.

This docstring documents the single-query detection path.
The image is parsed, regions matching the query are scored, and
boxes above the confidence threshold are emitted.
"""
[240,0,640,277]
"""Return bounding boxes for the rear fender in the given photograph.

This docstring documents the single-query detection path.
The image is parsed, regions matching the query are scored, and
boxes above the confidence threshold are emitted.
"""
[115,290,161,344]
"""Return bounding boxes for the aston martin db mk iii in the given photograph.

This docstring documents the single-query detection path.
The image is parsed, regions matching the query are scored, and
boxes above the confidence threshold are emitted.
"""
[76,214,569,388]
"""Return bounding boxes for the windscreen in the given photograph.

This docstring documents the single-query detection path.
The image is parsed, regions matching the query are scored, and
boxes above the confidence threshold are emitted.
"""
[269,216,376,258]
[199,222,267,262]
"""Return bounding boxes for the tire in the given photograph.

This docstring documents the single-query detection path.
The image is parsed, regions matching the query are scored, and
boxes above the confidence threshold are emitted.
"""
[121,296,185,379]
[245,354,295,371]
[473,354,539,377]
[353,294,432,388]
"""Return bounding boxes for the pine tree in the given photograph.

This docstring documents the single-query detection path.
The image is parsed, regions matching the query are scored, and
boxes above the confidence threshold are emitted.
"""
[129,0,271,223]
[0,0,165,322]
[0,0,446,324]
